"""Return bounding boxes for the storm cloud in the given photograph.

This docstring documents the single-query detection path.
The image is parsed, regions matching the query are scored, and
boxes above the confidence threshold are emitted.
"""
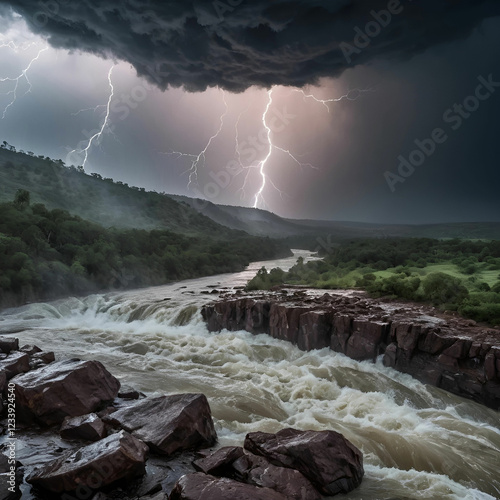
[2,0,500,92]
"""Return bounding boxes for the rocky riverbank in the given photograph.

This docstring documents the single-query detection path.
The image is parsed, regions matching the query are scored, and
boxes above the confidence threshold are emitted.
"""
[0,335,364,499]
[201,289,500,410]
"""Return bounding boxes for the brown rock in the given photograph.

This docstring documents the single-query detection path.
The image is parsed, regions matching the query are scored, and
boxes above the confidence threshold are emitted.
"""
[0,337,19,354]
[233,452,322,500]
[29,351,55,369]
[244,428,363,496]
[442,339,471,360]
[169,473,287,500]
[118,385,142,399]
[0,370,6,394]
[383,343,398,368]
[0,352,30,379]
[26,430,148,493]
[104,394,217,456]
[395,324,419,354]
[485,352,497,381]
[437,354,459,370]
[11,359,120,425]
[60,413,106,441]
[19,344,42,355]
[193,446,244,476]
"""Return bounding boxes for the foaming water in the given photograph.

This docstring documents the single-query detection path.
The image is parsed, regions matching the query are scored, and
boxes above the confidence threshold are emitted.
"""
[1,251,498,500]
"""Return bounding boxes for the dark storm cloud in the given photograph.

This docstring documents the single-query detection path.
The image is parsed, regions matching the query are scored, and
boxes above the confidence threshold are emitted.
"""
[2,0,500,91]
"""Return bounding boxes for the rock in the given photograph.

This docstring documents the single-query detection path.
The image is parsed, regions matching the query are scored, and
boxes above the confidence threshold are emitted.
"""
[0,473,21,500]
[169,473,287,500]
[0,451,23,500]
[19,344,42,355]
[0,370,6,393]
[60,413,106,441]
[139,493,168,500]
[193,446,244,476]
[244,428,363,496]
[0,352,30,379]
[118,385,142,399]
[202,294,500,410]
[0,337,19,355]
[104,394,217,455]
[26,430,148,493]
[193,446,321,500]
[232,452,322,500]
[11,359,120,425]
[134,454,196,497]
[29,351,56,370]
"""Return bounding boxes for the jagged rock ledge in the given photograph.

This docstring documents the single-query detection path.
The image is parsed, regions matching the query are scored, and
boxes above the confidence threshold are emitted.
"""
[201,289,500,410]
[0,336,363,499]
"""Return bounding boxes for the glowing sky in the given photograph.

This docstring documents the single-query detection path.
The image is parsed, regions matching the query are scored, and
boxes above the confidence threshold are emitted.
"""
[0,1,499,223]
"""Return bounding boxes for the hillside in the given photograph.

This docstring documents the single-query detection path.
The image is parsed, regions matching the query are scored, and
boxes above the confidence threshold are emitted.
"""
[0,147,237,238]
[1,146,499,242]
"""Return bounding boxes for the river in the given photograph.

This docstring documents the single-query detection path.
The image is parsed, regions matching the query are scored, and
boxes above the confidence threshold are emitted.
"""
[1,250,499,500]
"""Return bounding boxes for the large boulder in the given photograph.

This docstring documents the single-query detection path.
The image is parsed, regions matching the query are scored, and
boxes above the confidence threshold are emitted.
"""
[193,447,321,500]
[169,473,287,500]
[11,359,120,425]
[244,428,363,496]
[232,452,322,500]
[104,394,217,455]
[26,430,148,493]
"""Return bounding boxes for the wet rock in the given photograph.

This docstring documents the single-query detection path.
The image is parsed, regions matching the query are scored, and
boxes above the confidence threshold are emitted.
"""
[103,393,217,456]
[136,454,196,497]
[118,385,142,400]
[0,473,21,500]
[232,452,322,500]
[60,413,106,441]
[0,451,22,500]
[0,370,6,393]
[0,352,30,379]
[244,428,364,496]
[202,294,500,409]
[26,430,148,493]
[193,446,244,476]
[19,345,42,355]
[11,359,120,425]
[169,472,287,500]
[29,351,55,370]
[193,446,320,499]
[0,337,18,355]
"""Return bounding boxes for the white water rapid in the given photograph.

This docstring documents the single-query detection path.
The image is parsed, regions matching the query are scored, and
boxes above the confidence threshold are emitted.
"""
[0,251,499,499]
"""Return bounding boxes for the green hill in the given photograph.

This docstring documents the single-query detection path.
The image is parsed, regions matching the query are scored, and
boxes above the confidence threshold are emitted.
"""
[0,146,236,238]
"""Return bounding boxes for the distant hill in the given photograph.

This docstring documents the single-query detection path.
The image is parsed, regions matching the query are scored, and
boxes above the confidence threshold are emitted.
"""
[1,145,499,241]
[0,147,239,238]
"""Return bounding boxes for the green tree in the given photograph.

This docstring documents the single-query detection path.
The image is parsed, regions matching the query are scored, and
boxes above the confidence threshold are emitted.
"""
[422,272,469,305]
[14,189,30,210]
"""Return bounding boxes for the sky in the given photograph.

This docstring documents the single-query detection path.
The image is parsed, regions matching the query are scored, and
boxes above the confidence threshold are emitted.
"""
[0,0,499,224]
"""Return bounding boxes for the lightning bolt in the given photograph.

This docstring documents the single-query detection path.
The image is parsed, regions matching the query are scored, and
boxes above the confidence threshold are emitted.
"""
[0,45,48,119]
[71,104,107,116]
[164,89,229,189]
[68,65,116,169]
[293,86,375,112]
[252,87,319,209]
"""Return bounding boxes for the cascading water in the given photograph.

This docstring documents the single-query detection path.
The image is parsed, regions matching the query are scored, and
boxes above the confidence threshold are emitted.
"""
[0,251,498,500]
